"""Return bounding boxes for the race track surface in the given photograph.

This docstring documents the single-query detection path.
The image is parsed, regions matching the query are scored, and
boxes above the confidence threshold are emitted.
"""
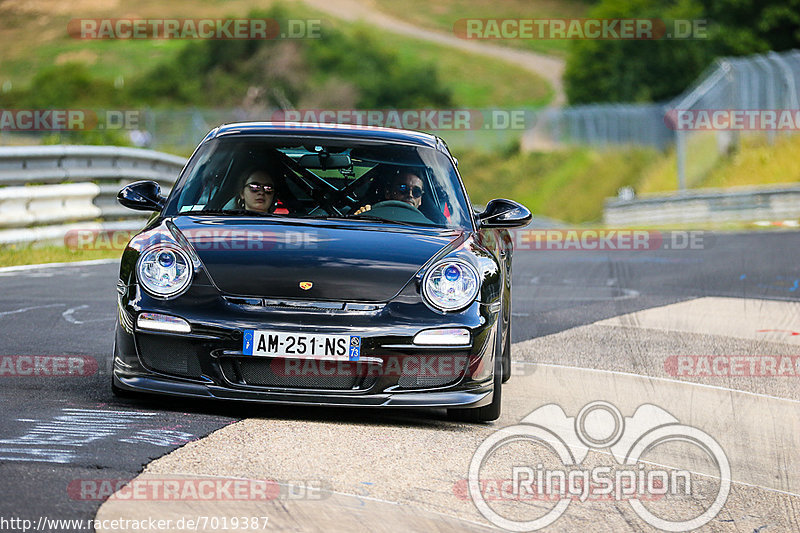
[0,230,798,532]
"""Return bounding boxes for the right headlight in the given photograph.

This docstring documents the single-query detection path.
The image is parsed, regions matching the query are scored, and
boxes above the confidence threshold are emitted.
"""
[136,244,193,298]
[422,259,480,311]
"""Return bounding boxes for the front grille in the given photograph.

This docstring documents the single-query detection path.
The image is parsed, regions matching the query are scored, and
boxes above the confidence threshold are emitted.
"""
[223,296,383,313]
[396,356,467,389]
[137,334,203,379]
[220,357,371,390]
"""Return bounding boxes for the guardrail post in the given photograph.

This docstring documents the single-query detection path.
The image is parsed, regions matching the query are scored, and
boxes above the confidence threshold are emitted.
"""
[676,129,687,191]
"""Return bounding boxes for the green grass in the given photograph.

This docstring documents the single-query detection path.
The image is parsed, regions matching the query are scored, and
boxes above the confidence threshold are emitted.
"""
[637,132,721,193]
[372,0,590,57]
[458,131,800,224]
[457,143,660,223]
[701,134,800,189]
[0,245,121,268]
[379,32,552,107]
[639,133,800,194]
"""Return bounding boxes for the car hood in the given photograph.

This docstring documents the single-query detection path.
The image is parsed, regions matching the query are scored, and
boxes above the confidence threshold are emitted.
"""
[172,217,462,301]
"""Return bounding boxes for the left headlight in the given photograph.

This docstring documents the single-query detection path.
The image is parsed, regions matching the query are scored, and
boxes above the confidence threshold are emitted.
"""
[136,245,193,298]
[422,259,480,312]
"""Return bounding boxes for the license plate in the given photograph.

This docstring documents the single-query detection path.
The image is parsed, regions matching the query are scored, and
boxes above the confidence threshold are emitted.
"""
[242,330,361,361]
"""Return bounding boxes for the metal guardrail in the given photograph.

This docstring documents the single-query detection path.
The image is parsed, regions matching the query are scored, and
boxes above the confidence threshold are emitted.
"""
[0,145,186,245]
[604,185,800,225]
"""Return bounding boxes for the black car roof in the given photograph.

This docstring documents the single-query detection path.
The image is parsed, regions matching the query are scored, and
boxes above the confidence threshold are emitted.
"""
[210,122,441,149]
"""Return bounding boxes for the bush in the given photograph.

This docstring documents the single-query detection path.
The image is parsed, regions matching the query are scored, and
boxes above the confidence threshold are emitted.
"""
[12,63,119,108]
[127,6,452,109]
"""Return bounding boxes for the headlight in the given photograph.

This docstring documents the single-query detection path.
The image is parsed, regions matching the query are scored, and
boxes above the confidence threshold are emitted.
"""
[422,259,480,311]
[137,245,193,298]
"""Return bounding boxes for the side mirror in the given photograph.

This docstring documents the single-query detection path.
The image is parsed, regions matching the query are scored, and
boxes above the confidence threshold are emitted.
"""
[477,199,532,228]
[118,180,166,212]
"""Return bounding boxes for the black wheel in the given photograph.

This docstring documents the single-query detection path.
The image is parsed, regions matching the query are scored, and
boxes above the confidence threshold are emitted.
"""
[110,340,136,399]
[448,325,503,422]
[111,374,136,398]
[501,263,512,383]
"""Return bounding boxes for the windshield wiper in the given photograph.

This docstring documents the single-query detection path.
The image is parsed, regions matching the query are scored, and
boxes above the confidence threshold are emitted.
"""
[337,214,419,226]
[184,209,247,216]
[184,209,288,217]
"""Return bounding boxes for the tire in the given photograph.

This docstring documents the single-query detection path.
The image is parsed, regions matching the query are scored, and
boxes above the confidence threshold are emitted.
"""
[502,260,512,384]
[501,319,511,384]
[448,325,503,422]
[111,375,136,398]
[110,338,135,399]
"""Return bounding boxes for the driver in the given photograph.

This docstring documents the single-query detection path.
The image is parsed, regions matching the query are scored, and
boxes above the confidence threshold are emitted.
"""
[354,168,424,215]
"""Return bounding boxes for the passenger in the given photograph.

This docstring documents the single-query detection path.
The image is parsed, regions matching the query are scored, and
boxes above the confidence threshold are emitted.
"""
[238,169,278,213]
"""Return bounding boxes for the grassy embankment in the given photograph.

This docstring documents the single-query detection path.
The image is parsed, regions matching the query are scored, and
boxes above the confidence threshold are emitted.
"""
[372,0,589,57]
[458,133,800,224]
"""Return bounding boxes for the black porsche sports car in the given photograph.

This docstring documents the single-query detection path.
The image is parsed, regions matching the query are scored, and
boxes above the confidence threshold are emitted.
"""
[112,123,530,421]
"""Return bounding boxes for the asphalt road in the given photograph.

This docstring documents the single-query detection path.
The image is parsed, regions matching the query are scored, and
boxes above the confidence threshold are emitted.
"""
[0,230,797,532]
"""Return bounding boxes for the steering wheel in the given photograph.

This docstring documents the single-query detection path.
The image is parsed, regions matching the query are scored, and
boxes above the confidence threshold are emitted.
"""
[362,200,432,224]
[369,200,420,212]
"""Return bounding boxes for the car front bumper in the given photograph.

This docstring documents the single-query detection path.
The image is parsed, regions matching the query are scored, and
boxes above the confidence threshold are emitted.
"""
[112,286,500,409]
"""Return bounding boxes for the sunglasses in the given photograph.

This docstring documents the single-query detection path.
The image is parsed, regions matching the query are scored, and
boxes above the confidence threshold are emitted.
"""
[246,183,275,193]
[393,183,424,198]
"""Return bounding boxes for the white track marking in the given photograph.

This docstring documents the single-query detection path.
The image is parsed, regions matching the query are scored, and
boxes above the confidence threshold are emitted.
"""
[0,303,64,318]
[513,361,800,405]
[0,409,165,464]
[596,296,800,344]
[62,305,89,324]
[0,258,116,274]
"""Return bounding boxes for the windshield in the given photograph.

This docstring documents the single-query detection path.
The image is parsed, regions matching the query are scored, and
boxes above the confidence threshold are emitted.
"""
[163,136,473,229]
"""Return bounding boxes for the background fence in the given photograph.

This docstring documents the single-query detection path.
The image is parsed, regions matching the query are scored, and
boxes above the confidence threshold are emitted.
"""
[1,50,799,238]
[534,49,800,191]
[2,49,798,177]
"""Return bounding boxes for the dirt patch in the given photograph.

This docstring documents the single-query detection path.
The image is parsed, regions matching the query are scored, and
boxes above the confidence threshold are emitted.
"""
[54,49,98,65]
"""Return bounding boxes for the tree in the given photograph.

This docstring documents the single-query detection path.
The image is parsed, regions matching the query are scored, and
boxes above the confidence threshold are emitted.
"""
[564,0,800,104]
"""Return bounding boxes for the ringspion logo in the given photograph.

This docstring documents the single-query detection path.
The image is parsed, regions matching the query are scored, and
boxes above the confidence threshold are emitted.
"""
[468,401,730,531]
